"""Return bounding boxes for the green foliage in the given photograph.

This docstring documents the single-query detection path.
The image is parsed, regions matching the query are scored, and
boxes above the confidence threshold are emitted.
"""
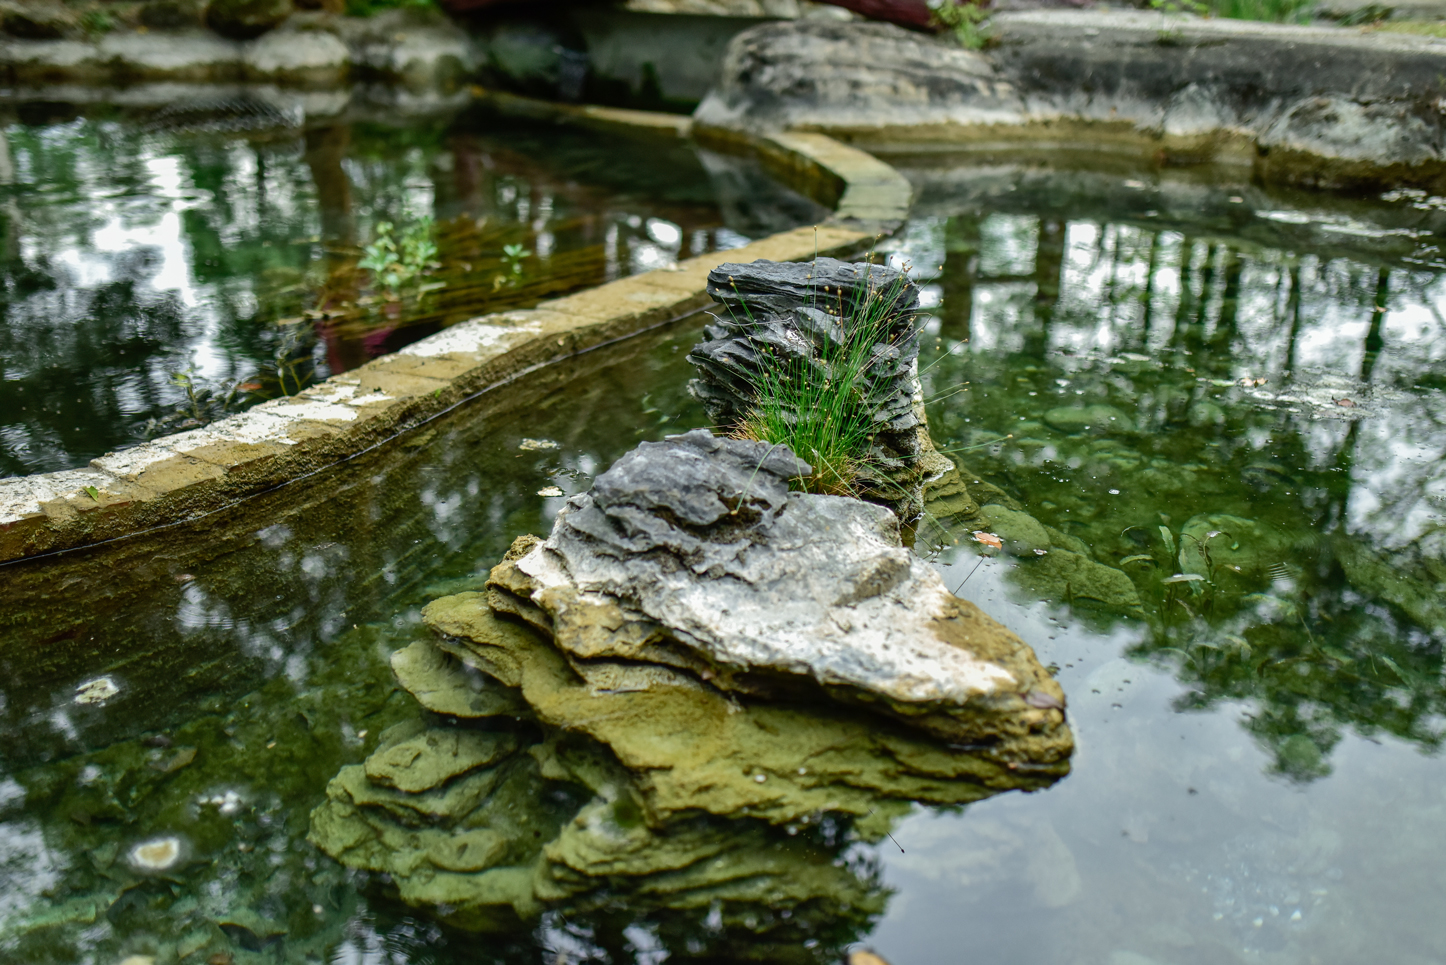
[344,0,437,16]
[496,242,532,289]
[931,0,993,49]
[358,216,438,294]
[733,272,915,497]
[79,7,115,35]
[146,369,248,437]
[1150,0,1208,14]
[1207,0,1316,22]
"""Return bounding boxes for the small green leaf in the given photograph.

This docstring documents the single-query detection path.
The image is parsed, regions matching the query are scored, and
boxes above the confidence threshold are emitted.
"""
[83,485,100,501]
[1158,526,1176,556]
[1120,554,1156,566]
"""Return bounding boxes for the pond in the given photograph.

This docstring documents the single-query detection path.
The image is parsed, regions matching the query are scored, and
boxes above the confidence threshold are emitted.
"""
[0,102,823,478]
[2,156,1444,965]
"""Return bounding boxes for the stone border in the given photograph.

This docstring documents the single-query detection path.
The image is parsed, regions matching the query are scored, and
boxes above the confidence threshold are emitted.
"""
[0,99,910,565]
[473,88,913,225]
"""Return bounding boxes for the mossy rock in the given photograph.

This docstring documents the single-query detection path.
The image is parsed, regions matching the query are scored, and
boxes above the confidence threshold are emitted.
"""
[206,0,292,38]
[0,2,76,39]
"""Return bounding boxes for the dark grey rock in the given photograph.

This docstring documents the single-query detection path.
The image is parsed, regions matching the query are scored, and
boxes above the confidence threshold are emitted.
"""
[686,258,925,514]
[207,0,292,39]
[0,2,76,39]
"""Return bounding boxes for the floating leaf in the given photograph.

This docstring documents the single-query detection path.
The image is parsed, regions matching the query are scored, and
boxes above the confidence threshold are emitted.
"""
[972,531,1004,551]
[1162,573,1206,583]
[1120,554,1156,566]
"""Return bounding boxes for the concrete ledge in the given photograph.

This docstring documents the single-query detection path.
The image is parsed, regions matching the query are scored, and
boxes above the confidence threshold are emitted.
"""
[694,123,913,228]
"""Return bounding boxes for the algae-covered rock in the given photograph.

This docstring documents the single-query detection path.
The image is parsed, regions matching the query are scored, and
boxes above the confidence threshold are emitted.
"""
[364,722,517,793]
[517,430,1070,754]
[312,430,1072,938]
[390,637,529,718]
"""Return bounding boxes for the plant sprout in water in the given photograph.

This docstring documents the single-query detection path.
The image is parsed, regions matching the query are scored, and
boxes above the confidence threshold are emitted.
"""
[358,216,439,294]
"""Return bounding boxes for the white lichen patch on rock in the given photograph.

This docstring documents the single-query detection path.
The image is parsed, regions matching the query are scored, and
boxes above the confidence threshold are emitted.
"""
[400,315,542,358]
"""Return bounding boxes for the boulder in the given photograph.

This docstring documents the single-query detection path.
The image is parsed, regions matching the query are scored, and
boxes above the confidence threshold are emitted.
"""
[694,19,1021,133]
[310,431,1072,934]
[206,0,292,40]
[515,430,1069,753]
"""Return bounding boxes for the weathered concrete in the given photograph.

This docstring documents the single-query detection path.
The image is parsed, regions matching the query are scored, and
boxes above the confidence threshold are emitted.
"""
[695,11,1446,190]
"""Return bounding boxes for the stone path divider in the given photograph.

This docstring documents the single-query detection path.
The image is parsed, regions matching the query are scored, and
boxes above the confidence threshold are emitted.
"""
[0,91,914,565]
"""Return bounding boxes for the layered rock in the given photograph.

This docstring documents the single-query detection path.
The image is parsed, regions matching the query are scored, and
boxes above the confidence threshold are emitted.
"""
[694,15,1446,187]
[688,258,931,518]
[310,430,1071,933]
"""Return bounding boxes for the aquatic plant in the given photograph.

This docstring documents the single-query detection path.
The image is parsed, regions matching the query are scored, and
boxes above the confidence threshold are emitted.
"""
[357,215,438,294]
[728,268,921,498]
[931,0,993,50]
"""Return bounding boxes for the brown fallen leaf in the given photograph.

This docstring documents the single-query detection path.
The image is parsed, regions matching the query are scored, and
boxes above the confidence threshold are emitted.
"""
[973,531,1004,551]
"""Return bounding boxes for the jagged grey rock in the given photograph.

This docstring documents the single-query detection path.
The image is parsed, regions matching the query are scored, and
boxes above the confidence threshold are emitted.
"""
[516,429,1069,746]
[688,257,925,514]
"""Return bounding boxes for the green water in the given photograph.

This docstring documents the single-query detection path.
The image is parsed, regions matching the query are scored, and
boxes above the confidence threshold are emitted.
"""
[2,162,1445,964]
[0,103,822,478]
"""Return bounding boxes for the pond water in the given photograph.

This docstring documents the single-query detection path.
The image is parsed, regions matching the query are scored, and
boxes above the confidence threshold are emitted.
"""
[0,104,822,478]
[2,160,1445,965]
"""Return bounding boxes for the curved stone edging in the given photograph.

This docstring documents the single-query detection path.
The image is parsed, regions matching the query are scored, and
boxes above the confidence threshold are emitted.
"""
[0,101,907,565]
[695,11,1446,191]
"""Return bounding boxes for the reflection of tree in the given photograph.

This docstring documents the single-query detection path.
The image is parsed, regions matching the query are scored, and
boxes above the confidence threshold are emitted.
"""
[920,206,1446,781]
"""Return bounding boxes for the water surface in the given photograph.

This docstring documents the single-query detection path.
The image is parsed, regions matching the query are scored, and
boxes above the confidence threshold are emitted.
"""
[2,162,1445,964]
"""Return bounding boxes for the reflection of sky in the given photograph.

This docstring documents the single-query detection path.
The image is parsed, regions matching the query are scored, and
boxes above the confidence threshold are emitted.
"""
[884,206,1446,560]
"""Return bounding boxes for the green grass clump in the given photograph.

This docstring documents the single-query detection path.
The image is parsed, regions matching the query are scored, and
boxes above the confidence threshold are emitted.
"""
[732,274,916,498]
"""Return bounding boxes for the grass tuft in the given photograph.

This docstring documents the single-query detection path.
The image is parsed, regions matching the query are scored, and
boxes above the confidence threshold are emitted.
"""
[730,267,918,498]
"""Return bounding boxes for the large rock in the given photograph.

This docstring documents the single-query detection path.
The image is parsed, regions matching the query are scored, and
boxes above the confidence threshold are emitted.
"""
[688,258,929,516]
[694,14,1446,186]
[694,19,1021,133]
[242,25,350,84]
[310,431,1071,934]
[516,430,1069,753]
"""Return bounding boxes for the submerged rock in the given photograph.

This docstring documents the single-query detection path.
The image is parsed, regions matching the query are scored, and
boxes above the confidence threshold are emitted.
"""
[311,430,1072,933]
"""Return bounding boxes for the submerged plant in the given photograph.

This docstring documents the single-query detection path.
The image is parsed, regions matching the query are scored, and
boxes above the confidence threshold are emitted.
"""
[358,216,438,294]
[493,242,532,290]
[731,269,920,498]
